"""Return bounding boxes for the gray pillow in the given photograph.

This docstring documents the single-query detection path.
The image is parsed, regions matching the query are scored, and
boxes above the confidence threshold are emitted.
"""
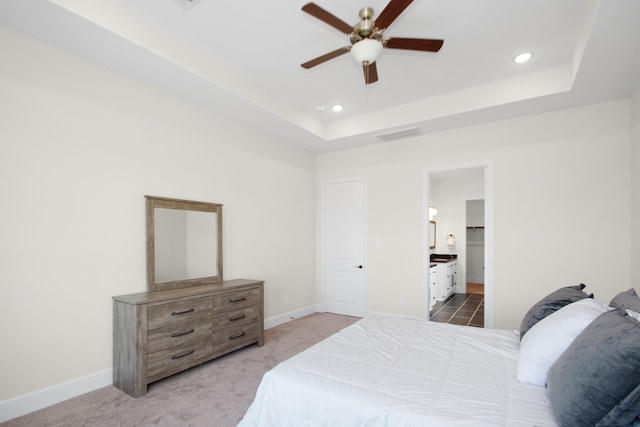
[546,308,640,427]
[610,288,640,312]
[519,284,592,339]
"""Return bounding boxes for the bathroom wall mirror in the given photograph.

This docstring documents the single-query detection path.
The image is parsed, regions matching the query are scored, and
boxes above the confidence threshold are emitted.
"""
[146,195,222,292]
[429,221,436,249]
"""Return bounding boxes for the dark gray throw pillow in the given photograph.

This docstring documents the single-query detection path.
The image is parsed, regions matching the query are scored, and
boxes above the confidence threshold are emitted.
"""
[610,288,640,312]
[519,284,592,339]
[546,308,640,427]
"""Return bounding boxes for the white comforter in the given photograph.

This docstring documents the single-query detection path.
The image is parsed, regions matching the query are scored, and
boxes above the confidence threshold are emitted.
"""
[239,316,557,426]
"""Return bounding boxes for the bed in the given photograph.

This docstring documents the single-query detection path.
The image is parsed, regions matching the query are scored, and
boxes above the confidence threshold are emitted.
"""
[239,286,640,427]
[239,316,555,426]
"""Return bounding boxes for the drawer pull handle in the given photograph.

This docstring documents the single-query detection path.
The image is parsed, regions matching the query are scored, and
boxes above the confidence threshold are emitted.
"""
[171,349,194,360]
[171,328,195,338]
[229,297,246,303]
[171,308,194,316]
[229,331,246,340]
[229,314,246,322]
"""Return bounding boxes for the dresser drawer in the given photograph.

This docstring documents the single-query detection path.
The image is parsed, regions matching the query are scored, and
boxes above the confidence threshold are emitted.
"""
[147,315,213,354]
[212,306,259,330]
[212,322,260,350]
[147,296,212,330]
[147,340,213,379]
[212,288,259,312]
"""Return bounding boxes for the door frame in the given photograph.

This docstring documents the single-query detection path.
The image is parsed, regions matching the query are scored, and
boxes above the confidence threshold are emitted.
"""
[423,162,494,328]
[320,177,368,317]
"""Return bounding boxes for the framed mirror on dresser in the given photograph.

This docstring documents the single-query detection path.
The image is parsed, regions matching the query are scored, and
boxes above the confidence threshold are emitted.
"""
[113,196,264,397]
[146,196,223,291]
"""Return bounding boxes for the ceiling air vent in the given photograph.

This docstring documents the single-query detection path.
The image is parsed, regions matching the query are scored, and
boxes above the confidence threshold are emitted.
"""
[375,127,422,142]
[173,0,204,10]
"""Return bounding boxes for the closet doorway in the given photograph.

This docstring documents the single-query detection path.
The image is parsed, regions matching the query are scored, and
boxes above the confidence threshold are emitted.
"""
[466,199,485,295]
[424,162,494,328]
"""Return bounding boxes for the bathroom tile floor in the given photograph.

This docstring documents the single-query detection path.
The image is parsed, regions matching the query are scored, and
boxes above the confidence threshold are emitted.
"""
[430,293,484,328]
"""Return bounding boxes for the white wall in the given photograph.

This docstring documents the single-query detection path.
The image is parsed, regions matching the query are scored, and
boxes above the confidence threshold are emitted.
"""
[467,199,485,227]
[317,99,632,328]
[0,27,316,401]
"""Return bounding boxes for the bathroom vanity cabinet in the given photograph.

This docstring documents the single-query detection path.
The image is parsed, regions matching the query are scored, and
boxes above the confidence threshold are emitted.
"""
[429,254,458,301]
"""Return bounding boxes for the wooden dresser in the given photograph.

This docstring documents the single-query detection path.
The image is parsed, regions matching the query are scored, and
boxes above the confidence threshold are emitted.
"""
[113,278,264,397]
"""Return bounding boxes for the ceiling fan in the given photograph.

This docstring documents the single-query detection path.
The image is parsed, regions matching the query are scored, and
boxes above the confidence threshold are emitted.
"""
[301,0,444,84]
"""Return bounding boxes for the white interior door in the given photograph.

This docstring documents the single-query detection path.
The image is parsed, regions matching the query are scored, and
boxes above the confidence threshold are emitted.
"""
[322,179,366,317]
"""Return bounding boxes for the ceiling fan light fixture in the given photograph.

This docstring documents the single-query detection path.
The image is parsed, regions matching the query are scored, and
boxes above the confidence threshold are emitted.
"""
[351,38,383,64]
[300,1,444,84]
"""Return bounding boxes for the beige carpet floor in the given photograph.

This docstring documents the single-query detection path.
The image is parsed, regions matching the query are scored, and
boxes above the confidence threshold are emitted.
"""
[2,313,359,427]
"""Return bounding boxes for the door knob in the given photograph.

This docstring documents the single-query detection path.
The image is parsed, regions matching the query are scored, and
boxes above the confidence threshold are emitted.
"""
[356,265,363,269]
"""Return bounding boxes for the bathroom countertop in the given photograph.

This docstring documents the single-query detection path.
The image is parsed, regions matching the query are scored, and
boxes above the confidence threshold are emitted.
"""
[429,254,458,263]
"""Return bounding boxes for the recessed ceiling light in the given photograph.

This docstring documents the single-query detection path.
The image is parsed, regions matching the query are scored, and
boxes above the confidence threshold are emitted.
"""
[514,52,533,63]
[332,104,344,112]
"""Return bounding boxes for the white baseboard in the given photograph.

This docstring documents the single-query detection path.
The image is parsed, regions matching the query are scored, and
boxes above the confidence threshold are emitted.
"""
[264,304,317,329]
[467,277,485,284]
[0,368,112,423]
[1,305,321,423]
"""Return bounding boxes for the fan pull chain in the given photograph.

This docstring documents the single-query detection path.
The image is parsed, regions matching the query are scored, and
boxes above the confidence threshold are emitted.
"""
[363,66,370,103]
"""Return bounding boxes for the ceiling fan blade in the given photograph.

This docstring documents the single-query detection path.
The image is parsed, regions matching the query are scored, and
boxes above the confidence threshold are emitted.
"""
[301,46,351,69]
[384,37,444,52]
[374,0,414,30]
[363,62,379,84]
[302,3,353,35]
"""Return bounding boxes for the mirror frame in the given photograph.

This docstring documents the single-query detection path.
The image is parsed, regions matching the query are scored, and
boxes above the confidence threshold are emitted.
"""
[146,195,223,292]
[429,221,436,249]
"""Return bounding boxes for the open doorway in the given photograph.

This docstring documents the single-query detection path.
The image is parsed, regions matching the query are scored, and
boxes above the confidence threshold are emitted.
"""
[466,199,485,295]
[424,162,493,328]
